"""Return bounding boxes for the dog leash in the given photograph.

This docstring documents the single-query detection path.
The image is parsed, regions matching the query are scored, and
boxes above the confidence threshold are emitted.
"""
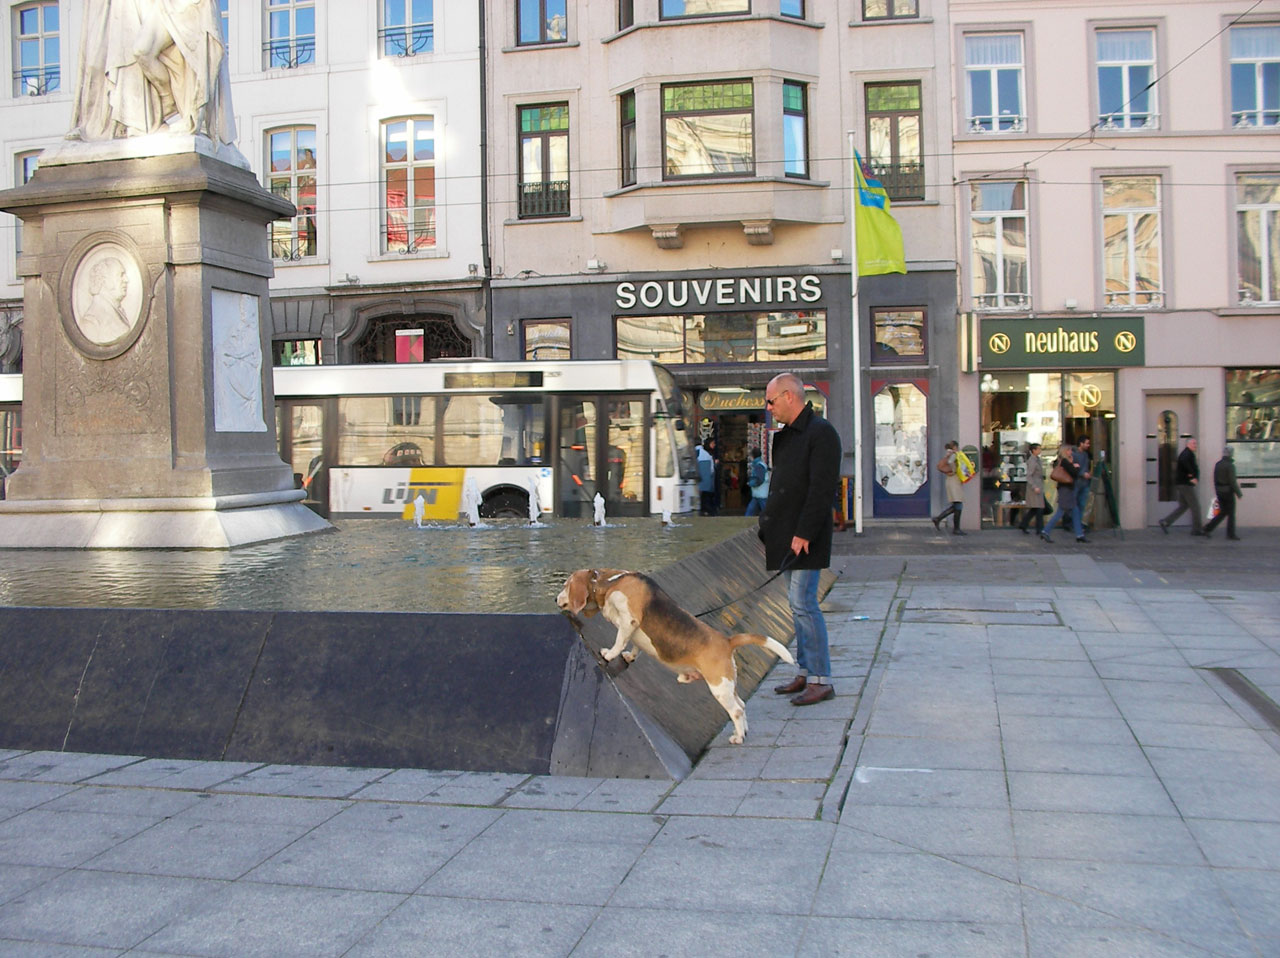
[692,549,808,620]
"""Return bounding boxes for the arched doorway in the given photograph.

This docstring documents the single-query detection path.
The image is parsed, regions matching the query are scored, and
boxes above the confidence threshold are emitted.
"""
[351,316,471,363]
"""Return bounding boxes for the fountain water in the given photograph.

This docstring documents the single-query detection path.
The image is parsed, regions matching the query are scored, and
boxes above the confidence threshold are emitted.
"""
[462,477,483,527]
[661,507,672,526]
[413,493,426,529]
[527,477,543,526]
[593,493,606,526]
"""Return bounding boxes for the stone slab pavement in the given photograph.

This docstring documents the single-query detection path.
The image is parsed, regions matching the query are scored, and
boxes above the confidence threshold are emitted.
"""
[1,526,1278,956]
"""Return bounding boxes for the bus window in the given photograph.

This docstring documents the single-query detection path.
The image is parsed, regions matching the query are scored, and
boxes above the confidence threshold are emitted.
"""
[337,395,436,466]
[559,400,596,514]
[438,395,544,465]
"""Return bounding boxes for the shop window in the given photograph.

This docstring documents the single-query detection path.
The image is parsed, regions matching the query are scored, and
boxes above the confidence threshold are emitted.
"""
[382,117,436,253]
[964,34,1025,133]
[1237,171,1280,304]
[1229,25,1280,128]
[871,308,926,364]
[783,82,808,179]
[519,104,570,218]
[517,0,566,45]
[523,319,571,360]
[1097,28,1158,130]
[1226,368,1280,476]
[873,382,928,495]
[970,180,1029,310]
[13,2,59,96]
[620,91,637,188]
[273,339,321,366]
[266,0,315,68]
[1102,174,1163,308]
[663,80,754,179]
[381,0,433,57]
[866,82,924,200]
[863,0,916,20]
[660,0,748,19]
[266,126,318,261]
[615,311,826,364]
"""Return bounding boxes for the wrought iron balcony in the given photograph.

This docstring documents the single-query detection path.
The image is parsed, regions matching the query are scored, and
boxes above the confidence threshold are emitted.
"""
[868,160,925,201]
[519,180,570,219]
[264,37,316,69]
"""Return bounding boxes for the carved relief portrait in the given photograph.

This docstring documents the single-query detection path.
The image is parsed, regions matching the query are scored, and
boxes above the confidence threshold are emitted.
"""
[71,243,144,347]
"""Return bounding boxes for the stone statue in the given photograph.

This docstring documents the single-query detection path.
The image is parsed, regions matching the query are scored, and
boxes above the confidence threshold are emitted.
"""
[69,0,235,144]
[0,311,22,373]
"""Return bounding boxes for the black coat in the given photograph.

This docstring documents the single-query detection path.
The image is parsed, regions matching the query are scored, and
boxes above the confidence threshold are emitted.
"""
[758,403,842,571]
[1175,446,1199,486]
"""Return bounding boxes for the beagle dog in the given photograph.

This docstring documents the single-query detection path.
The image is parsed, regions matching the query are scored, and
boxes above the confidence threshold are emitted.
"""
[556,568,794,744]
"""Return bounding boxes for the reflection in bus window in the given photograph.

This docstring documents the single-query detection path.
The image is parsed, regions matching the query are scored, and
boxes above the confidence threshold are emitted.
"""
[605,399,646,505]
[560,400,596,509]
[438,395,544,466]
[338,395,436,466]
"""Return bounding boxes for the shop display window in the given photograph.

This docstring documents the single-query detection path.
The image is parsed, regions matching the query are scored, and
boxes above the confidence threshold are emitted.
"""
[614,311,826,365]
[1226,368,1280,476]
[873,382,927,495]
[871,308,926,363]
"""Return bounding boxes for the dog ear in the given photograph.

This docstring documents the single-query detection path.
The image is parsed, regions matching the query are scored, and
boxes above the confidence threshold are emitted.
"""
[564,570,592,615]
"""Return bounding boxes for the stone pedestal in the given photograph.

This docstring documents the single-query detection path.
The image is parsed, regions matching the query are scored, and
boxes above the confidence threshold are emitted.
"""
[0,146,330,547]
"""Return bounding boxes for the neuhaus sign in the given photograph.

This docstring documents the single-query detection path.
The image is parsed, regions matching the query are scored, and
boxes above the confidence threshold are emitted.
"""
[615,274,822,312]
[981,316,1145,369]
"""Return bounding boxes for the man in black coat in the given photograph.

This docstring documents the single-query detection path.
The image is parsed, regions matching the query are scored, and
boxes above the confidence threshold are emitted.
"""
[1204,447,1244,540]
[1159,438,1204,535]
[759,373,842,706]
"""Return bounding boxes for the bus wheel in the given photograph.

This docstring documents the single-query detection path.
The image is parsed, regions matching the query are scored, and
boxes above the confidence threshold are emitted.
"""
[480,491,529,519]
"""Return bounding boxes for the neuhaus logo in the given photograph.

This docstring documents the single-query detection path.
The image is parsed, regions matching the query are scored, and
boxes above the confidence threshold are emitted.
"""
[615,274,822,311]
[1024,327,1100,355]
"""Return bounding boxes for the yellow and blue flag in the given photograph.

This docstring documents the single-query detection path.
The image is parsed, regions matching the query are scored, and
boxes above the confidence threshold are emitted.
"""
[853,151,907,276]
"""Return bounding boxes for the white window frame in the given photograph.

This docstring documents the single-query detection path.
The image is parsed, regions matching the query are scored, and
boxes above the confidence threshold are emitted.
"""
[380,0,434,58]
[265,125,319,262]
[13,1,60,97]
[964,33,1026,134]
[381,116,437,254]
[266,0,316,69]
[969,179,1030,311]
[1096,28,1158,130]
[1101,174,1164,309]
[1236,171,1280,305]
[1229,25,1280,128]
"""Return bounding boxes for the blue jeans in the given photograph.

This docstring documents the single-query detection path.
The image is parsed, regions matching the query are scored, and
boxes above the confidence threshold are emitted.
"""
[745,496,765,516]
[786,568,831,681]
[1043,490,1083,538]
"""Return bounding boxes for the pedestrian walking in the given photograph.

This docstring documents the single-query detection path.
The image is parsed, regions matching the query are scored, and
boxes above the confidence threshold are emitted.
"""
[1203,446,1244,540]
[1017,441,1045,535]
[931,440,966,536]
[1159,438,1205,535]
[1072,436,1093,530]
[696,439,717,515]
[759,372,841,707]
[745,445,769,517]
[1040,443,1086,543]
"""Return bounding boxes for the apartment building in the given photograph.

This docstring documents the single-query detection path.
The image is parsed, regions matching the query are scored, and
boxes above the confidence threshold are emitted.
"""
[484,0,959,518]
[951,0,1280,528]
[2,0,486,367]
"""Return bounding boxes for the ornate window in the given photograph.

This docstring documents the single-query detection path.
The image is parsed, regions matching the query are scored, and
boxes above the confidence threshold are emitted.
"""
[266,0,315,68]
[519,104,570,218]
[783,81,808,179]
[1102,175,1163,308]
[866,82,924,200]
[381,0,433,57]
[970,180,1029,310]
[13,2,59,97]
[662,80,754,179]
[266,126,318,261]
[382,117,436,253]
[1230,25,1280,128]
[1097,29,1157,130]
[517,0,567,45]
[965,34,1025,133]
[1237,172,1280,304]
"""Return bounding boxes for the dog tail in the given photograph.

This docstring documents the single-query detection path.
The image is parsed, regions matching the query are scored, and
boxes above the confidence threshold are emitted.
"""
[730,633,795,664]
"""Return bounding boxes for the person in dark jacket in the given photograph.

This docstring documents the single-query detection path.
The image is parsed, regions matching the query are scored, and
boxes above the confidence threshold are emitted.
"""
[1039,442,1085,543]
[1203,447,1244,540]
[1159,438,1204,535]
[759,373,842,707]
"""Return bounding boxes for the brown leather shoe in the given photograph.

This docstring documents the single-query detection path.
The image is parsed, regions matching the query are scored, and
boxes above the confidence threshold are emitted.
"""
[774,675,807,695]
[791,683,835,706]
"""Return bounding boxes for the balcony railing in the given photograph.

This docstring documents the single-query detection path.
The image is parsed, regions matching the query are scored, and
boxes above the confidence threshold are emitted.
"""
[379,24,433,57]
[1098,113,1159,131]
[868,160,925,201]
[519,180,570,219]
[264,36,316,69]
[13,67,59,97]
[967,114,1026,134]
[974,292,1031,311]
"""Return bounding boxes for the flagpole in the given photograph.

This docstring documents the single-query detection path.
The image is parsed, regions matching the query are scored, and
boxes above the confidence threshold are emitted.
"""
[847,132,864,534]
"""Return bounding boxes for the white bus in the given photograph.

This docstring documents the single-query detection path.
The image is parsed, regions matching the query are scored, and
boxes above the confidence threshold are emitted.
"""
[275,358,699,519]
[0,361,700,518]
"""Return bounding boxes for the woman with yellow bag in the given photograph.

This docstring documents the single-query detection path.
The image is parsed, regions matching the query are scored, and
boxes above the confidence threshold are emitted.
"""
[931,440,970,536]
